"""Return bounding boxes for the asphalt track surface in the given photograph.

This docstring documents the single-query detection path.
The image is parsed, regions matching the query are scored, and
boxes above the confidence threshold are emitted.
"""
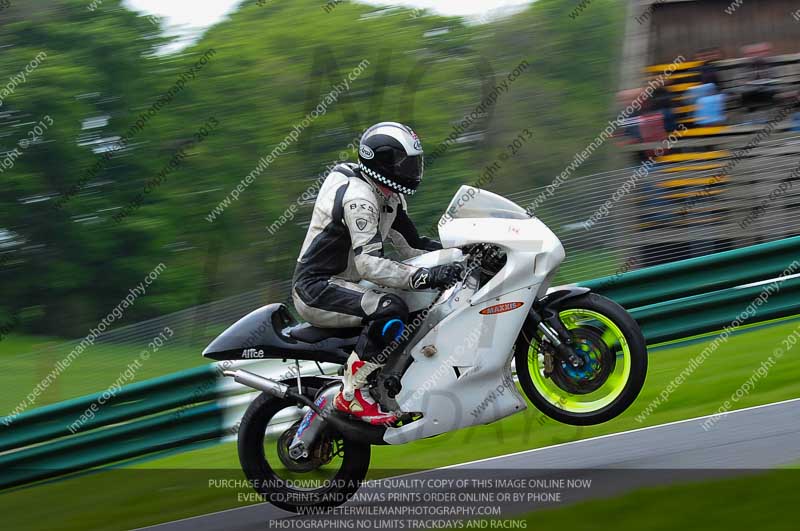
[137,397,800,531]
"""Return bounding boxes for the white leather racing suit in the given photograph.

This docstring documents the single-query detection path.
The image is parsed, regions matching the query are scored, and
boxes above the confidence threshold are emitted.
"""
[292,163,440,328]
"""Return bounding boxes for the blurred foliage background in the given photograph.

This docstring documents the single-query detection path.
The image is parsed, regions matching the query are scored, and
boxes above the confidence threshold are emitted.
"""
[0,0,624,338]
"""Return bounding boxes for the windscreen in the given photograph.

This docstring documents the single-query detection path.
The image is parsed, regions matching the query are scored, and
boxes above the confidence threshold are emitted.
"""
[441,186,530,223]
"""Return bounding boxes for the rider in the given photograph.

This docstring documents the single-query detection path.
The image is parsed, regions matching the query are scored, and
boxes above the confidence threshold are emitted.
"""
[292,122,463,425]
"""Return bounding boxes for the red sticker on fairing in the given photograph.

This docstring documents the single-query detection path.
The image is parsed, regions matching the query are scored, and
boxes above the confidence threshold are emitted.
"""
[479,302,525,315]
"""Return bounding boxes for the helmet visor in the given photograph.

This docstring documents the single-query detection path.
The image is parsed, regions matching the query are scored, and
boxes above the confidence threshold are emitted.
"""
[395,154,424,185]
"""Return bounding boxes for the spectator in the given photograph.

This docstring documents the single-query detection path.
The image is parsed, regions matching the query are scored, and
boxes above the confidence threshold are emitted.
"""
[651,77,677,132]
[693,71,726,125]
[739,43,778,121]
[695,48,722,87]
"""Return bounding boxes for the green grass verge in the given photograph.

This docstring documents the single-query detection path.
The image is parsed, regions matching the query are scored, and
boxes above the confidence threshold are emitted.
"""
[482,467,799,531]
[3,316,800,530]
[0,334,207,415]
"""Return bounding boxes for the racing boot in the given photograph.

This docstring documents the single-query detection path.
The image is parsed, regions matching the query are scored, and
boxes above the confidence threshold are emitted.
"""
[334,352,397,425]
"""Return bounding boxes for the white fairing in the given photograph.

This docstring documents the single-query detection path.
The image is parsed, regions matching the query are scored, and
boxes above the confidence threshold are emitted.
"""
[364,186,565,444]
[384,286,532,444]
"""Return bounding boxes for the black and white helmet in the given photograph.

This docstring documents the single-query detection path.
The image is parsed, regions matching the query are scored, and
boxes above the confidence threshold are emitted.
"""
[358,122,424,195]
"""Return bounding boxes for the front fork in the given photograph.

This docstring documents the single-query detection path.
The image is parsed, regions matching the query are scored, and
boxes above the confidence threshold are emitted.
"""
[530,288,591,370]
[532,310,584,370]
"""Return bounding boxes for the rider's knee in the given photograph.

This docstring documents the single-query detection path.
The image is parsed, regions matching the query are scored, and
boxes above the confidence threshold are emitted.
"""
[358,295,409,361]
[370,294,409,323]
[370,295,409,342]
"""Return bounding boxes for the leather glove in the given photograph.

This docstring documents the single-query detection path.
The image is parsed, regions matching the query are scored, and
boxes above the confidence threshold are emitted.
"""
[409,263,465,290]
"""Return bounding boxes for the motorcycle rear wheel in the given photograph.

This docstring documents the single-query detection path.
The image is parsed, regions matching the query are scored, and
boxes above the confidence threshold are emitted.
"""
[238,390,371,513]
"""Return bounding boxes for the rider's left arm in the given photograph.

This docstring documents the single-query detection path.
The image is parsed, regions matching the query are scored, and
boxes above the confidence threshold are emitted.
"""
[388,196,443,259]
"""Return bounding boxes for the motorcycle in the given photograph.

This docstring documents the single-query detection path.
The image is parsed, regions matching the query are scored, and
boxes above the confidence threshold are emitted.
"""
[202,185,647,512]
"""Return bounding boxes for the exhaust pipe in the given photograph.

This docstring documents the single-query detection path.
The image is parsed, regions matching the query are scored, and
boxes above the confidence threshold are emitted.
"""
[223,369,291,399]
[224,369,326,417]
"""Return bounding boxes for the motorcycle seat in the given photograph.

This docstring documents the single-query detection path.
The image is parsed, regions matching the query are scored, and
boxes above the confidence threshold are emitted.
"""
[288,323,362,343]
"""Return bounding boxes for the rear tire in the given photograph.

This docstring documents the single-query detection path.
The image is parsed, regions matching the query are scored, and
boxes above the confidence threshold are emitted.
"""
[238,391,371,513]
[515,293,647,426]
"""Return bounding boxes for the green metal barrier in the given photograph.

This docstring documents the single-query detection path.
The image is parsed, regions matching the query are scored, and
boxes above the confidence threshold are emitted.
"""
[2,237,799,491]
[581,235,800,308]
[0,400,231,489]
[0,364,224,453]
[632,276,800,344]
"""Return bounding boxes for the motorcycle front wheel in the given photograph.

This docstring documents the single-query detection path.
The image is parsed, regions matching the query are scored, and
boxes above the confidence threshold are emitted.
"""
[515,292,647,426]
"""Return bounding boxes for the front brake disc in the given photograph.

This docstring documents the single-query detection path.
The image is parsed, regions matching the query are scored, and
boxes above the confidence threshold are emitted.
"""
[549,327,615,395]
